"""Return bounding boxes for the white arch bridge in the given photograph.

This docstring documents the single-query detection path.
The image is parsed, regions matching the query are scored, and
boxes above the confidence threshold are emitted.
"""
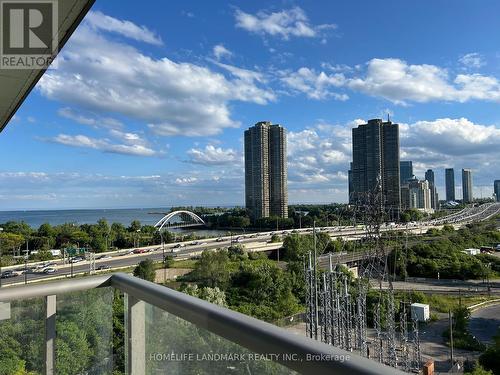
[154,210,206,230]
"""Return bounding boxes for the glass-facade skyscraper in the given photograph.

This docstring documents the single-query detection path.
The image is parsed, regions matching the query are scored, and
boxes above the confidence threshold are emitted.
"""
[495,180,500,202]
[445,168,455,202]
[462,169,473,203]
[425,169,438,209]
[400,161,413,185]
[244,122,288,220]
[351,119,400,213]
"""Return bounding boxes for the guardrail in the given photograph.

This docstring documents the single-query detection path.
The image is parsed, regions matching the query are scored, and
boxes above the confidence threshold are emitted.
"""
[468,299,500,312]
[0,273,405,375]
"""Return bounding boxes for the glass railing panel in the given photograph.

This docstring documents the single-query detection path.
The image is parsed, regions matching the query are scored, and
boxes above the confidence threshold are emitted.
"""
[56,287,114,375]
[0,296,45,374]
[124,294,297,375]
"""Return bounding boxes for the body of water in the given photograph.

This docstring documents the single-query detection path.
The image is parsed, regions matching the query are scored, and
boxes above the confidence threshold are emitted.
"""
[0,208,174,228]
[0,208,238,237]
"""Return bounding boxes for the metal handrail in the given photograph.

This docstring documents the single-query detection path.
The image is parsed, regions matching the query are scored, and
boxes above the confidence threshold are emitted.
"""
[0,274,112,302]
[0,273,404,375]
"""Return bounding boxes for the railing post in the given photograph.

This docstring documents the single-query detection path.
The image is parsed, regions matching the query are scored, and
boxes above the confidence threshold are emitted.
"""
[44,295,56,375]
[126,295,145,375]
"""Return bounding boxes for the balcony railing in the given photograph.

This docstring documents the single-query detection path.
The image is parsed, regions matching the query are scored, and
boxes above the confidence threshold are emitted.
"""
[0,273,404,375]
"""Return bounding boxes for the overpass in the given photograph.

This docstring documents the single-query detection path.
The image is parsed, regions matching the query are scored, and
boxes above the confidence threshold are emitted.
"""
[2,202,499,286]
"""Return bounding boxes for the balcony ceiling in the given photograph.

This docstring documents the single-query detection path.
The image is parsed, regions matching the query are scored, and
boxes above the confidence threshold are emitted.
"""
[0,0,95,133]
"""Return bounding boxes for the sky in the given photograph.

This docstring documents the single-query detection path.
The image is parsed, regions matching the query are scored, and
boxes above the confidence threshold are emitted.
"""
[1,0,500,210]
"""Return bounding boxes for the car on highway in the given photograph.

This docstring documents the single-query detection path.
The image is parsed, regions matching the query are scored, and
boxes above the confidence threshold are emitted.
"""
[0,270,17,279]
[70,256,85,263]
[133,248,147,254]
[97,265,111,270]
[43,268,56,274]
[173,243,185,249]
[216,237,224,242]
[97,255,112,260]
[189,241,200,246]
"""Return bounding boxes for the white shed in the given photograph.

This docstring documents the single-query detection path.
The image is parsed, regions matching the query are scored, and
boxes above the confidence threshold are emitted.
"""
[411,303,430,322]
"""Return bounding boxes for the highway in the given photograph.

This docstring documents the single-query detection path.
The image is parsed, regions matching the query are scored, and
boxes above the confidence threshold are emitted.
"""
[1,202,499,287]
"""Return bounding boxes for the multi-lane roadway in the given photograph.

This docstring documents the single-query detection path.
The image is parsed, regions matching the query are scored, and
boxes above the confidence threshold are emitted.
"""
[1,202,499,287]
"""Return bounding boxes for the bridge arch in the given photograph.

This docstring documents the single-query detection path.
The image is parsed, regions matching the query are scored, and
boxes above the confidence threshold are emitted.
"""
[154,210,205,230]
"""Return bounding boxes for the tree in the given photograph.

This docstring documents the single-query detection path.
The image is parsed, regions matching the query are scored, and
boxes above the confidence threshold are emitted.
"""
[281,234,313,261]
[270,234,280,243]
[480,328,500,374]
[0,232,25,256]
[190,250,230,288]
[55,321,92,375]
[164,255,175,268]
[182,284,227,307]
[133,259,156,282]
[128,220,141,232]
[228,261,299,321]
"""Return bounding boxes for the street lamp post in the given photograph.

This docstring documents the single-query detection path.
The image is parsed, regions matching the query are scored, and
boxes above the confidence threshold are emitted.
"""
[160,230,166,283]
[0,227,3,288]
[24,256,28,284]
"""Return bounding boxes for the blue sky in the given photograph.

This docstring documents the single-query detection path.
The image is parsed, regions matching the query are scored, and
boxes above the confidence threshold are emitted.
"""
[1,0,500,210]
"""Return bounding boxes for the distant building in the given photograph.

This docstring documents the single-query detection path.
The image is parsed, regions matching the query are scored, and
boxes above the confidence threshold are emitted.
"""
[351,119,400,215]
[495,180,500,202]
[401,178,433,213]
[348,162,353,203]
[462,169,473,203]
[445,168,455,202]
[244,121,288,220]
[425,169,439,210]
[400,161,413,185]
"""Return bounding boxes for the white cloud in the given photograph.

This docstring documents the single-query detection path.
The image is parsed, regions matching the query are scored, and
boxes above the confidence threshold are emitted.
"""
[108,129,148,147]
[186,145,239,166]
[234,7,336,40]
[58,107,123,129]
[287,124,351,188]
[459,52,485,69]
[347,58,500,104]
[47,134,158,157]
[38,13,275,138]
[213,44,232,60]
[85,11,163,45]
[280,67,348,100]
[402,117,500,156]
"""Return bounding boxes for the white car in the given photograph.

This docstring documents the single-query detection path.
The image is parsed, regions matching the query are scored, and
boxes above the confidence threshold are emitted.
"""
[43,268,56,274]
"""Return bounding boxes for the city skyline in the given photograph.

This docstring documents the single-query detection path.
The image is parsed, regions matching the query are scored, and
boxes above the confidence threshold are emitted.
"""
[0,1,500,209]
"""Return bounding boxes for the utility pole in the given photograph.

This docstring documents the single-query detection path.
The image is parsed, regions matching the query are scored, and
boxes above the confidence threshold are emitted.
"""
[313,220,318,340]
[449,310,454,369]
[0,227,3,288]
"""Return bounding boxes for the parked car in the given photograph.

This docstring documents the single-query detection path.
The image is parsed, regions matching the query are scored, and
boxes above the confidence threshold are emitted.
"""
[43,268,56,274]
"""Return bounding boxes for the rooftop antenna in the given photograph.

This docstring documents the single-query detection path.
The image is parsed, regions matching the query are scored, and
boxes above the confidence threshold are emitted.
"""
[387,113,390,122]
